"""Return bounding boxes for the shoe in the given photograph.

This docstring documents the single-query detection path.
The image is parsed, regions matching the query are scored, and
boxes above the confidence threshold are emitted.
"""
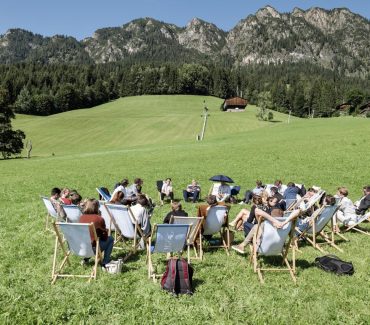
[80,258,89,266]
[101,265,107,272]
[232,245,246,254]
[238,201,245,205]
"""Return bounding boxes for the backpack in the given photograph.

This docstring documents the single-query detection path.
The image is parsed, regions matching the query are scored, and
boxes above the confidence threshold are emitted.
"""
[315,255,354,276]
[161,258,193,295]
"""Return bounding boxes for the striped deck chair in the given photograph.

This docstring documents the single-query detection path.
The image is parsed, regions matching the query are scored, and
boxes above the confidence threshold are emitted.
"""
[251,213,299,284]
[61,204,82,223]
[343,214,370,236]
[51,222,102,284]
[147,224,191,281]
[170,216,204,262]
[41,196,59,229]
[104,204,144,260]
[203,205,230,256]
[296,204,344,253]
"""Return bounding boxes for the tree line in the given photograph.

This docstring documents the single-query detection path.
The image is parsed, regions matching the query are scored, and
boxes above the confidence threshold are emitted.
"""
[0,61,369,118]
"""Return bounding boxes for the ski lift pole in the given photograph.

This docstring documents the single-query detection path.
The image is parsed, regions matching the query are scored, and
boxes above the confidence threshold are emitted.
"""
[200,103,209,141]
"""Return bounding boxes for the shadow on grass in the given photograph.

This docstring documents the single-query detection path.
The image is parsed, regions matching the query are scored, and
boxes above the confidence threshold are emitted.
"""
[192,278,205,292]
[269,120,283,123]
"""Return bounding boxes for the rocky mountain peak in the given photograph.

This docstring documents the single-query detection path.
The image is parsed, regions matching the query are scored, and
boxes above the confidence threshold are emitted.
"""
[256,5,281,20]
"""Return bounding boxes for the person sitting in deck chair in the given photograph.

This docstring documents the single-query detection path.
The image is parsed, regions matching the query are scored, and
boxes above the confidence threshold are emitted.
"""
[161,178,174,203]
[163,201,188,224]
[232,198,300,254]
[130,194,152,238]
[50,187,67,221]
[216,181,231,203]
[240,180,265,204]
[354,185,370,218]
[79,199,114,269]
[60,188,72,205]
[335,187,358,226]
[183,179,201,203]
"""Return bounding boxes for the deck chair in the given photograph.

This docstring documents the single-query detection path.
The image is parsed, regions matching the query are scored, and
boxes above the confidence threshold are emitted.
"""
[289,190,325,211]
[285,199,297,210]
[147,224,191,281]
[104,203,144,260]
[96,187,111,202]
[251,214,299,284]
[203,205,230,256]
[171,216,204,262]
[99,202,116,234]
[41,196,59,229]
[296,204,344,253]
[343,214,370,236]
[51,222,102,284]
[209,182,221,196]
[61,204,82,223]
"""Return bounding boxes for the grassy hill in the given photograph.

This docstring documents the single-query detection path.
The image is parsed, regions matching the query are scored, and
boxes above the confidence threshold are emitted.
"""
[2,95,370,324]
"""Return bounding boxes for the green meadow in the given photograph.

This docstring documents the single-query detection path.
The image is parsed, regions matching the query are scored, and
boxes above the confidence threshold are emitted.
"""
[1,95,370,324]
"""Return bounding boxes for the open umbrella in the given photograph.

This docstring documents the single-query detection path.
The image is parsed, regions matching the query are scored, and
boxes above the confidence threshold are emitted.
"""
[209,175,234,183]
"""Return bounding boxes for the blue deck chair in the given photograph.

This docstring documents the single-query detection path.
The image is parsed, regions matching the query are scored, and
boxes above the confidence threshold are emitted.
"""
[171,216,204,262]
[41,196,59,229]
[104,204,144,260]
[51,222,102,284]
[296,204,343,253]
[252,212,300,284]
[203,205,230,256]
[61,204,82,223]
[96,187,111,202]
[147,224,191,281]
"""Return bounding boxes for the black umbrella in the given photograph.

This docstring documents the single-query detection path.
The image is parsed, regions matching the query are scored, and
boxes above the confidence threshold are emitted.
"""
[209,175,234,183]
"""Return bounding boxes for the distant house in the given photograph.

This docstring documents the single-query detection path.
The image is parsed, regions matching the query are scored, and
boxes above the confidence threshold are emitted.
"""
[335,102,352,115]
[359,102,370,117]
[222,97,248,112]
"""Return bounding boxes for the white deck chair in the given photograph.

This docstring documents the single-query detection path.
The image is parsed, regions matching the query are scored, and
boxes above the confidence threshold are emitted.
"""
[203,205,230,256]
[290,190,325,211]
[99,202,115,234]
[51,222,102,284]
[41,196,59,229]
[104,204,144,260]
[252,214,299,284]
[147,224,191,281]
[171,216,204,262]
[296,204,344,253]
[61,204,82,223]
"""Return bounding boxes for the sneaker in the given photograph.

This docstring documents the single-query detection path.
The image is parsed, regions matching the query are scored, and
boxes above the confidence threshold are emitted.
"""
[238,201,245,205]
[232,245,246,254]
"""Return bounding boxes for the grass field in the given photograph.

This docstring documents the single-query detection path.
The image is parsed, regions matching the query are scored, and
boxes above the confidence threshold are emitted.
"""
[1,95,370,324]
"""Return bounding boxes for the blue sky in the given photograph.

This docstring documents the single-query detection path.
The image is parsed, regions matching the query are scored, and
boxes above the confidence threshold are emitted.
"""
[1,0,369,40]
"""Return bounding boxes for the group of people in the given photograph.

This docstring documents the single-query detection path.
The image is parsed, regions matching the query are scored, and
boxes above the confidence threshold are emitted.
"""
[48,177,370,268]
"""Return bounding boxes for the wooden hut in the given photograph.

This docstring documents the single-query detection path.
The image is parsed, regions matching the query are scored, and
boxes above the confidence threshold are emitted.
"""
[222,97,248,112]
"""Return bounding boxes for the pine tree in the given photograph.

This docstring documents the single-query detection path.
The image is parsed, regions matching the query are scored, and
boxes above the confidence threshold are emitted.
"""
[0,87,25,159]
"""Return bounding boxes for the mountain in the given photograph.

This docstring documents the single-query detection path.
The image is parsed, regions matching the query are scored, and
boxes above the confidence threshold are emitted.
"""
[0,6,369,75]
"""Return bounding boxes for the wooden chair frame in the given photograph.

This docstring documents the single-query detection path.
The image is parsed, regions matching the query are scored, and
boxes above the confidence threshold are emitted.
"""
[104,203,145,261]
[296,205,346,253]
[170,216,204,262]
[251,215,299,284]
[343,213,370,236]
[51,222,102,284]
[146,224,191,282]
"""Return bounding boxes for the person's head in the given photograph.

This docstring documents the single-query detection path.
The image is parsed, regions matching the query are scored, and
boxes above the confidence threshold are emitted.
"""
[337,186,348,197]
[364,185,370,195]
[252,195,263,206]
[120,179,129,187]
[270,186,278,195]
[274,179,282,187]
[267,196,278,207]
[134,178,143,186]
[137,194,149,207]
[83,199,99,214]
[70,192,82,205]
[206,195,217,206]
[287,182,295,188]
[110,190,124,204]
[191,179,197,186]
[61,188,70,198]
[324,194,336,206]
[256,180,263,187]
[165,178,172,184]
[171,201,182,212]
[51,187,61,199]
[261,190,269,204]
[307,187,317,193]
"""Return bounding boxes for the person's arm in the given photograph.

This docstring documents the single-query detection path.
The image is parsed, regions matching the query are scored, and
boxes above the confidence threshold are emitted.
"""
[280,209,302,226]
[356,195,370,215]
[255,208,283,228]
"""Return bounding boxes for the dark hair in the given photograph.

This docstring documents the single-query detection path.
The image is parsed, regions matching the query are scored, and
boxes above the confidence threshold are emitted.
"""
[287,182,295,187]
[70,192,82,205]
[252,195,263,205]
[165,178,172,182]
[171,201,182,211]
[134,178,143,185]
[206,195,217,206]
[110,190,124,204]
[120,178,129,185]
[137,194,149,207]
[274,180,282,186]
[270,186,278,194]
[51,187,61,196]
[365,186,370,192]
[256,180,263,187]
[324,194,336,206]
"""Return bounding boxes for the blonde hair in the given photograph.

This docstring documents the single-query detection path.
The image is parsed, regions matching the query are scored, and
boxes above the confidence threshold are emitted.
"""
[337,187,349,197]
[83,199,99,214]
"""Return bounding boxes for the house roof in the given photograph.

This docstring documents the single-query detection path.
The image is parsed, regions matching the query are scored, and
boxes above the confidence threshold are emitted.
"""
[224,97,248,108]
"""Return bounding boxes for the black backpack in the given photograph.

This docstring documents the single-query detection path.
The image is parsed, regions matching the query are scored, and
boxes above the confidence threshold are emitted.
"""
[161,258,193,295]
[315,255,354,276]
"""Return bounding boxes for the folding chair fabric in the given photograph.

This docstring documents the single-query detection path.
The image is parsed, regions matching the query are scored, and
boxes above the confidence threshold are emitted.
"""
[203,206,228,235]
[307,205,338,235]
[61,204,81,223]
[41,196,58,219]
[96,187,111,202]
[58,223,95,257]
[152,224,190,253]
[105,204,137,239]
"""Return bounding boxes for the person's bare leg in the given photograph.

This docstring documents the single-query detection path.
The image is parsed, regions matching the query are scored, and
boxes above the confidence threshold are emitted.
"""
[229,209,250,228]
